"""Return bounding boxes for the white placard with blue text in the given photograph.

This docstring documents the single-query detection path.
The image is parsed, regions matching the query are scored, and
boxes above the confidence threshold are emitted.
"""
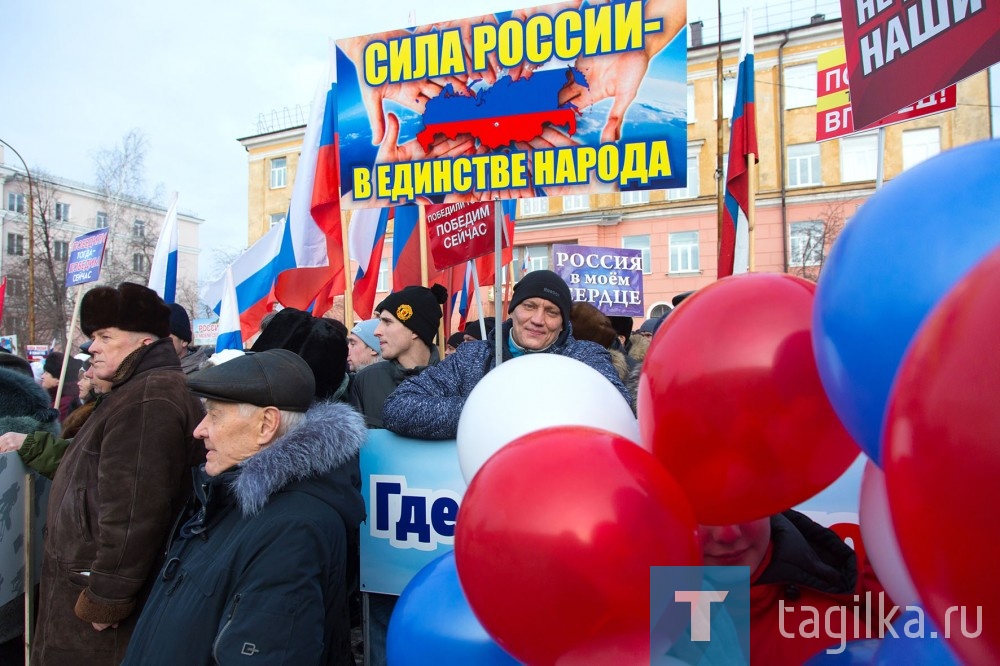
[359,430,466,596]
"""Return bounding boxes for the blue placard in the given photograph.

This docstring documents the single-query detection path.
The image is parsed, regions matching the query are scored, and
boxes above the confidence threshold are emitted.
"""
[359,430,467,596]
[64,228,110,287]
[552,243,645,316]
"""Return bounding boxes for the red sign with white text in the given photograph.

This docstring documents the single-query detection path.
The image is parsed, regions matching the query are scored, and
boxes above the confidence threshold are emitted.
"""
[427,201,506,271]
[838,0,1000,128]
[816,47,956,142]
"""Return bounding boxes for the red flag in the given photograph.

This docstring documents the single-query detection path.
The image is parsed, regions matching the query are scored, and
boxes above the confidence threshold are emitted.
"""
[0,276,6,328]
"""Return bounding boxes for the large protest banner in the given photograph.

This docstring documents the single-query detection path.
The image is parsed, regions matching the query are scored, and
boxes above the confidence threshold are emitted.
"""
[815,46,956,142]
[335,0,689,209]
[839,0,1000,128]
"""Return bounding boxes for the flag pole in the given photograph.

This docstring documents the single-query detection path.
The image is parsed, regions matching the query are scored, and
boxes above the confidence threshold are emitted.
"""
[53,286,84,409]
[493,199,503,368]
[418,205,429,288]
[748,153,757,272]
[470,261,488,346]
[715,0,724,261]
[341,211,354,329]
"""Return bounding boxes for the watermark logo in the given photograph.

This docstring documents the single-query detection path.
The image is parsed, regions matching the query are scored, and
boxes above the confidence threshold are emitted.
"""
[650,566,751,665]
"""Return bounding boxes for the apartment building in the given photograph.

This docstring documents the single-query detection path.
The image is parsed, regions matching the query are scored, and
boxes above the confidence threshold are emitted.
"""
[0,152,203,347]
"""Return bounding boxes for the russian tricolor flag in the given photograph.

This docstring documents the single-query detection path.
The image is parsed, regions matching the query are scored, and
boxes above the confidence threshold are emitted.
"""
[719,8,757,279]
[201,219,296,341]
[391,205,422,289]
[273,42,346,313]
[215,267,243,352]
[348,207,389,319]
[148,192,179,303]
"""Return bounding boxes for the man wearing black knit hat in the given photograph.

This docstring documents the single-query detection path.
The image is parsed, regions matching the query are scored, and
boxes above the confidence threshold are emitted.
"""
[346,283,447,665]
[348,283,448,429]
[382,269,630,441]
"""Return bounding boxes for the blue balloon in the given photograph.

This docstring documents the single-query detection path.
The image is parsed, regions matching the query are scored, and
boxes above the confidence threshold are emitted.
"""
[813,139,1000,464]
[874,609,960,665]
[804,638,881,664]
[387,551,518,666]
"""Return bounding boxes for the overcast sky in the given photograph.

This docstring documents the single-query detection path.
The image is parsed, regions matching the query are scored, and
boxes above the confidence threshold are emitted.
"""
[3,0,844,286]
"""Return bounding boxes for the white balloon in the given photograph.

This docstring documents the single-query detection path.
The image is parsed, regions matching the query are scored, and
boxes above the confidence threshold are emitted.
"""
[859,459,921,608]
[456,354,642,484]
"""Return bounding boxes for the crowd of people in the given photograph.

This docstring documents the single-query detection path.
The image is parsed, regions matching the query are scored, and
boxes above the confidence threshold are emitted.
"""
[0,271,882,665]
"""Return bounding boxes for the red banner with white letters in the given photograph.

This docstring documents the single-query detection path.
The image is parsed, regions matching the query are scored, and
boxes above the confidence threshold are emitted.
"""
[838,0,1000,128]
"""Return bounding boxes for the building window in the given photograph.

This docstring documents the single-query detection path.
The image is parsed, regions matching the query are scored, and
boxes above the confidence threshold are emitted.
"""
[902,128,941,171]
[649,302,671,319]
[132,253,147,272]
[669,230,700,273]
[562,194,589,211]
[6,276,24,297]
[96,211,109,228]
[687,83,696,123]
[620,190,649,206]
[55,202,71,221]
[269,212,285,229]
[519,197,549,216]
[377,257,391,293]
[789,221,824,267]
[517,244,552,277]
[788,143,821,188]
[270,157,287,189]
[6,233,24,256]
[840,132,878,182]
[53,240,69,261]
[7,193,25,213]
[668,149,700,200]
[622,235,651,274]
[133,219,145,238]
[784,63,818,109]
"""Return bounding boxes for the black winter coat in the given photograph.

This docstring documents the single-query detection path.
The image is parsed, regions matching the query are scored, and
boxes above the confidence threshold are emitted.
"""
[122,400,367,666]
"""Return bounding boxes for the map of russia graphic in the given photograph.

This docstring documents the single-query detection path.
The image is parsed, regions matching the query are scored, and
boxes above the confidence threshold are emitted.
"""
[417,68,585,151]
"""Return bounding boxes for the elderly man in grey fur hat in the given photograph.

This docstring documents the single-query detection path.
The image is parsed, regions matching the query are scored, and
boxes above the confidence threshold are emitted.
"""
[5,282,205,666]
[122,349,366,665]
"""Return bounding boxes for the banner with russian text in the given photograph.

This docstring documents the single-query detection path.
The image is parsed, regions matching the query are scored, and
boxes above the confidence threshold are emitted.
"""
[64,228,110,288]
[839,0,1000,128]
[552,243,644,316]
[336,0,688,209]
[815,46,956,142]
[426,201,508,270]
[360,430,466,596]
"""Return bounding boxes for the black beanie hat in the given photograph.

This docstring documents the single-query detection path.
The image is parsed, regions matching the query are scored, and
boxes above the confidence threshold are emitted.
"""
[376,284,447,348]
[80,282,170,338]
[168,303,193,343]
[508,270,572,327]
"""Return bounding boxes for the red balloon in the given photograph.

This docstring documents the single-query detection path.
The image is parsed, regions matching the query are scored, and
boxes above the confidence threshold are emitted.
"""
[884,245,1000,665]
[455,426,700,666]
[638,273,859,524]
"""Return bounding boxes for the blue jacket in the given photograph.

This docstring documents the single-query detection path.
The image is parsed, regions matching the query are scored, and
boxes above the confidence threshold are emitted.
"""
[123,401,367,666]
[382,320,630,440]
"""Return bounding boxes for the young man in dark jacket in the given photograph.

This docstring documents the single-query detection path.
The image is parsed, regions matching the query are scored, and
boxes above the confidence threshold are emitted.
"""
[348,284,447,429]
[123,350,366,665]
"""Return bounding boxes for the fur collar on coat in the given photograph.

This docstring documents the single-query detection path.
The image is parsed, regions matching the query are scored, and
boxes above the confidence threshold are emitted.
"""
[230,400,365,516]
